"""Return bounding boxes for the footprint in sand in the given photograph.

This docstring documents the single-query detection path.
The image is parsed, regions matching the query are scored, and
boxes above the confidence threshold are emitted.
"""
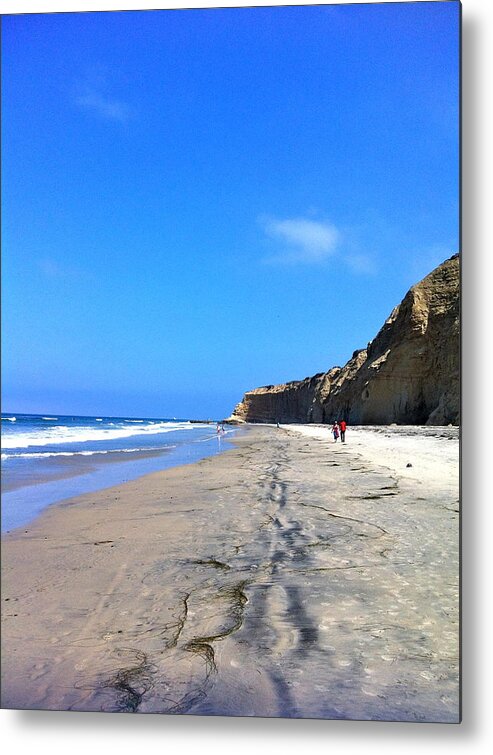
[31,662,49,680]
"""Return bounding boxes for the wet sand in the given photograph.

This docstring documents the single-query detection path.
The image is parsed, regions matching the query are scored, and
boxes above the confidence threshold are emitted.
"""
[1,425,460,721]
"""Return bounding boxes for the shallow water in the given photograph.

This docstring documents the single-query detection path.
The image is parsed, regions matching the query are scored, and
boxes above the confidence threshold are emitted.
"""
[2,432,234,533]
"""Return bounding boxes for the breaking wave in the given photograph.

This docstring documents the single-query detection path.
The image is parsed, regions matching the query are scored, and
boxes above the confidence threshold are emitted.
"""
[1,421,195,450]
[2,446,174,461]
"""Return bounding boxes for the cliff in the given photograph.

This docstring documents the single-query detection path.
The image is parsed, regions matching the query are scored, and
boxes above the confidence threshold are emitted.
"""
[228,254,460,426]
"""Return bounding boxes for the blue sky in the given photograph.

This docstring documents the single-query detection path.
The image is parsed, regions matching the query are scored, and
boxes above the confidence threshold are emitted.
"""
[1,2,460,419]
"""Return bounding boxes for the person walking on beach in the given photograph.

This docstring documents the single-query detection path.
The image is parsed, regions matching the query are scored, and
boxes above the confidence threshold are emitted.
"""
[332,421,340,442]
[339,419,347,443]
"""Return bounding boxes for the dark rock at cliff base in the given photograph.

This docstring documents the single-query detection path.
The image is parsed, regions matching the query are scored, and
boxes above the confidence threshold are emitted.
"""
[228,254,459,426]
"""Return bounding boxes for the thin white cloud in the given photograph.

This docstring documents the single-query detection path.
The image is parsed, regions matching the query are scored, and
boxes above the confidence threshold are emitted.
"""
[38,257,90,281]
[262,216,341,264]
[76,86,131,123]
[344,253,376,275]
[38,258,65,278]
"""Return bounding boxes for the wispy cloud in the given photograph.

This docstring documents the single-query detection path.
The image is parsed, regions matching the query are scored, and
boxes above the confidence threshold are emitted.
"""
[259,213,378,274]
[38,257,90,281]
[344,253,376,275]
[76,90,131,122]
[262,216,341,264]
[74,72,132,123]
[38,258,66,279]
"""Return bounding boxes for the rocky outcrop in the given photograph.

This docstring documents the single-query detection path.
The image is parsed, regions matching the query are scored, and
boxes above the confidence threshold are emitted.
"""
[228,254,460,426]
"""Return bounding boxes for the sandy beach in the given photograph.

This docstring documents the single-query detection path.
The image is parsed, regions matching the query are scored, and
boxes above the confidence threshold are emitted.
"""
[1,424,460,721]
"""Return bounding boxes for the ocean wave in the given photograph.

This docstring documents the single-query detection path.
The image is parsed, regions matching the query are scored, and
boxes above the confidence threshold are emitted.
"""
[1,445,175,460]
[1,421,199,450]
[1,417,16,422]
[42,417,58,421]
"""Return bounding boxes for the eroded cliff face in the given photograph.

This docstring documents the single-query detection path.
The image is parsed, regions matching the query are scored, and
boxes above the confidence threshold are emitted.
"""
[228,254,459,426]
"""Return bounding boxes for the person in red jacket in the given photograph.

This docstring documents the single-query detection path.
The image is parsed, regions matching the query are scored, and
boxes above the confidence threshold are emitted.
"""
[339,419,347,443]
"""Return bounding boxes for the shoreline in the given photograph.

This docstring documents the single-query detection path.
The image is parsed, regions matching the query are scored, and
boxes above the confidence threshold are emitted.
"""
[1,447,169,494]
[1,432,236,534]
[1,424,459,721]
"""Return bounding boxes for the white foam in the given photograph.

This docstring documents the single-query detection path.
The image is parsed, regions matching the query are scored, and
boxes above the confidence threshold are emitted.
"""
[1,421,198,450]
[42,417,58,421]
[1,445,176,460]
[2,417,16,422]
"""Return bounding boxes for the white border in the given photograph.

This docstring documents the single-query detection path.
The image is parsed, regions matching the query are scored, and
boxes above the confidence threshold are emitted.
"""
[1,0,492,752]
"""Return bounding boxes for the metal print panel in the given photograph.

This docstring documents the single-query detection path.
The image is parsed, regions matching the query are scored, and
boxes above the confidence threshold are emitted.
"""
[1,1,460,722]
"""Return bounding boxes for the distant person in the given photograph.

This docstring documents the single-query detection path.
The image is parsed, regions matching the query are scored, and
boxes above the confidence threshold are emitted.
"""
[332,421,340,442]
[339,419,347,443]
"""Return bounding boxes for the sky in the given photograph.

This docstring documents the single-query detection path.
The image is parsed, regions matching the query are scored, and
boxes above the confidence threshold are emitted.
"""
[1,1,460,420]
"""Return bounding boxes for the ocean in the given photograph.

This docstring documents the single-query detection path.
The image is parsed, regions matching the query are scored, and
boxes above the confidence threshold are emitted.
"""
[1,413,235,533]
